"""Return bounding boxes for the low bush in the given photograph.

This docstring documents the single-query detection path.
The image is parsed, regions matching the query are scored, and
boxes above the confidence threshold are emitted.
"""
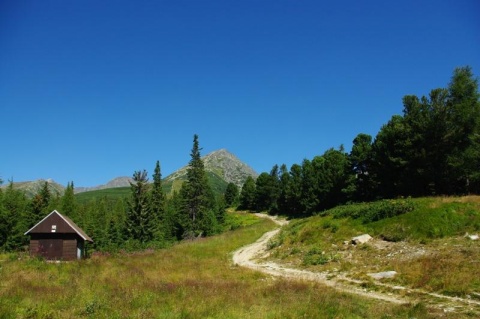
[302,246,339,266]
[329,199,415,223]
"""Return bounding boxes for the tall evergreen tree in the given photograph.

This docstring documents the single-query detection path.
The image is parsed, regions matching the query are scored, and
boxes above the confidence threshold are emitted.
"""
[277,164,291,215]
[239,176,256,210]
[254,165,281,214]
[347,133,375,201]
[300,158,320,215]
[371,115,410,198]
[167,191,183,239]
[254,172,273,212]
[126,170,154,243]
[179,134,217,238]
[150,160,167,240]
[445,66,480,193]
[0,182,29,250]
[318,147,350,209]
[372,66,480,197]
[224,182,239,207]
[285,164,303,217]
[29,181,52,227]
[61,182,77,220]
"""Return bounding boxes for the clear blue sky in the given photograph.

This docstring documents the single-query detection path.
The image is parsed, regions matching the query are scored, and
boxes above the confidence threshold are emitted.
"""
[1,0,479,187]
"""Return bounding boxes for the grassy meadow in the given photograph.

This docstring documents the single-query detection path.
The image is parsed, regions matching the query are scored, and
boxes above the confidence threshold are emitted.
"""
[267,196,480,307]
[0,212,433,319]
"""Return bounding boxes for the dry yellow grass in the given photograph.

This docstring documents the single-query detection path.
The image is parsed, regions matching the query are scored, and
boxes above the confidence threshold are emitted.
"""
[0,215,436,318]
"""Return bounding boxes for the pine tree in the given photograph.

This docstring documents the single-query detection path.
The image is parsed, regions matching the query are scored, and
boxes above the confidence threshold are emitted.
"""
[239,176,256,210]
[445,66,480,193]
[61,182,77,220]
[150,160,167,240]
[285,164,303,217]
[0,182,29,250]
[277,164,290,215]
[224,182,239,207]
[29,181,52,227]
[255,172,278,212]
[126,170,153,243]
[179,134,217,238]
[348,133,375,201]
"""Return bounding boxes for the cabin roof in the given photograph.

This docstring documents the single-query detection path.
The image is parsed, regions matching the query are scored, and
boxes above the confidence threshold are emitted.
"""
[24,210,93,242]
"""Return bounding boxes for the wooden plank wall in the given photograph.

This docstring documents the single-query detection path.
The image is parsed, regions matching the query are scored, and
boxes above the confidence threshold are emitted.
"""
[29,238,79,260]
[63,239,77,260]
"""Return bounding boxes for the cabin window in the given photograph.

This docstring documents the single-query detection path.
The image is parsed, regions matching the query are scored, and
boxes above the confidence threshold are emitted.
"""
[51,225,56,233]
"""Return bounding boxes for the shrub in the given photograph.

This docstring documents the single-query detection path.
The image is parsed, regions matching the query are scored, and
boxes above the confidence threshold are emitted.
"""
[329,199,415,223]
[361,199,415,223]
[302,246,339,266]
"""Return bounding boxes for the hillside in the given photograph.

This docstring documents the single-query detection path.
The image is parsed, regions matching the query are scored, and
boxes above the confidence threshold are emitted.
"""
[74,171,230,204]
[0,179,65,198]
[262,196,480,315]
[74,176,133,194]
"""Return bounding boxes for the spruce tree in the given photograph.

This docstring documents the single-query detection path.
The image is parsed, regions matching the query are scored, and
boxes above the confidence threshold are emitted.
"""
[224,182,239,207]
[126,170,153,243]
[179,134,217,238]
[29,181,52,227]
[0,182,29,250]
[239,176,256,210]
[277,164,290,215]
[150,160,167,240]
[61,182,77,220]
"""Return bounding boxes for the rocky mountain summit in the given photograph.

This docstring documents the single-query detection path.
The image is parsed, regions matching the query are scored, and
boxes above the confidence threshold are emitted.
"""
[164,149,258,189]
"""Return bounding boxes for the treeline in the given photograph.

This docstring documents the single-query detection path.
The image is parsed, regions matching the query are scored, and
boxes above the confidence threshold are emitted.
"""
[1,67,478,251]
[238,66,480,217]
[0,135,226,252]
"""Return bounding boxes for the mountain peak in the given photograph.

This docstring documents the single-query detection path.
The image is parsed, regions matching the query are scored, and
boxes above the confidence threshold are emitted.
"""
[165,148,257,188]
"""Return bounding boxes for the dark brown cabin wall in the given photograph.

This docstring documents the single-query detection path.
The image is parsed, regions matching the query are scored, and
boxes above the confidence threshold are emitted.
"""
[63,239,77,260]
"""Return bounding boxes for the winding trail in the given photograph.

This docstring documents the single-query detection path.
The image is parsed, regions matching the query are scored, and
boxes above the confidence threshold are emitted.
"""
[232,213,480,313]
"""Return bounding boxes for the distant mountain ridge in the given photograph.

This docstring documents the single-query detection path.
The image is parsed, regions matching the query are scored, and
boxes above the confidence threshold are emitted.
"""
[0,179,66,198]
[74,176,134,194]
[4,149,258,196]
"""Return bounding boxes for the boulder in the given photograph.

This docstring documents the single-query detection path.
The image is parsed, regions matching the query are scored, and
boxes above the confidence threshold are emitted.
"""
[351,234,372,245]
[465,233,479,240]
[368,271,397,280]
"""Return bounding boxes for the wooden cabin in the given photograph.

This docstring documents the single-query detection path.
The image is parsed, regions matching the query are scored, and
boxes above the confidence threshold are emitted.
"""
[24,210,93,260]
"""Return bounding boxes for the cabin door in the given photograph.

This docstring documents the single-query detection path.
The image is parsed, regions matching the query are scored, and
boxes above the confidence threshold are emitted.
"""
[38,239,63,260]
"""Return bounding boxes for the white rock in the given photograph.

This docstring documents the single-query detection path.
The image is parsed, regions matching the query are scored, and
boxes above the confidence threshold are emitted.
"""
[467,234,479,240]
[351,234,372,245]
[368,271,397,280]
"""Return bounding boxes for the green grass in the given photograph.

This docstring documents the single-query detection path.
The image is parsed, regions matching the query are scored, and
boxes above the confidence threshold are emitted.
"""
[0,213,432,318]
[268,196,480,300]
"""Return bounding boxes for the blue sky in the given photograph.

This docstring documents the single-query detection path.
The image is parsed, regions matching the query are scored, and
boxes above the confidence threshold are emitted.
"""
[1,0,479,187]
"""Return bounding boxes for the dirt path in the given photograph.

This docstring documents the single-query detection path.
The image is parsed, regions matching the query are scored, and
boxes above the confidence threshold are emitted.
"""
[232,213,480,313]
